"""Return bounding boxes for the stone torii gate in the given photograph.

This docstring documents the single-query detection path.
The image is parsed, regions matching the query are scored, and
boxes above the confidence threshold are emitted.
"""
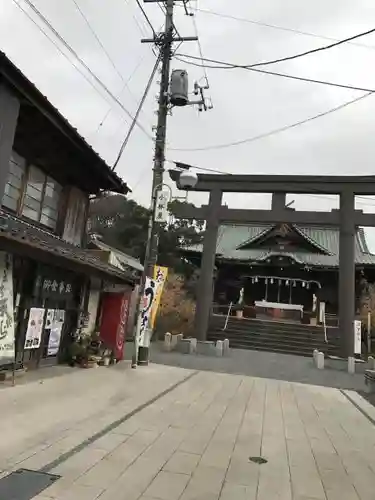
[170,170,375,357]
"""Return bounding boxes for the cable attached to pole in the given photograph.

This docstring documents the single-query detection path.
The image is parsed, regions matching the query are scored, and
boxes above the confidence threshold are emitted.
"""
[112,54,162,170]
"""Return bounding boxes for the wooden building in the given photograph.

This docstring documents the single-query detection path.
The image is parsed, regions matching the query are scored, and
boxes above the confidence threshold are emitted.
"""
[0,52,136,371]
[183,221,375,322]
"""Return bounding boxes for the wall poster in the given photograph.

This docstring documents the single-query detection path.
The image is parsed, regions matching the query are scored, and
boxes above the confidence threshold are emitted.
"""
[24,308,45,350]
[46,309,65,356]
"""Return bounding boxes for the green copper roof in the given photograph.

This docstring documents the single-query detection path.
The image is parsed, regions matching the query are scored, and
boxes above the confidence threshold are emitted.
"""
[185,224,375,267]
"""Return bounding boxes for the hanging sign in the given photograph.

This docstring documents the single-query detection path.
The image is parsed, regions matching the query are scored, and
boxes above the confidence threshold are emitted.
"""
[24,308,45,350]
[354,320,362,355]
[154,191,169,223]
[0,253,15,362]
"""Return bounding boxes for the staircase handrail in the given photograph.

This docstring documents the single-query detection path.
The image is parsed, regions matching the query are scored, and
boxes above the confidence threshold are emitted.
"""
[222,302,233,331]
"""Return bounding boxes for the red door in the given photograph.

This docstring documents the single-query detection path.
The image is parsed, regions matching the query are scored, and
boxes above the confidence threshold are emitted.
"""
[100,292,130,361]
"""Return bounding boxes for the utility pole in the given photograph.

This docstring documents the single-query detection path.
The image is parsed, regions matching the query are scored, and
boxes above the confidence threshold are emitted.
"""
[133,0,199,366]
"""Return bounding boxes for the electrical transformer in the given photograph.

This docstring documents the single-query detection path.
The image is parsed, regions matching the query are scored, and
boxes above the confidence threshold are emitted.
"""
[169,69,189,106]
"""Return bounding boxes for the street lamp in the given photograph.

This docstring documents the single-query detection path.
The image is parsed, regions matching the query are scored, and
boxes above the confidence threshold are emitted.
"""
[177,170,199,190]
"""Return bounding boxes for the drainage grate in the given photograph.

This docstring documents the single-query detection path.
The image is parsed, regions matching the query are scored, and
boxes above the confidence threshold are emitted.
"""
[249,456,268,465]
[0,469,60,500]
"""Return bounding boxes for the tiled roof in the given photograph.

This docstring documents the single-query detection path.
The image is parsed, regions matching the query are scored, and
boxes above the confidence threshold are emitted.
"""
[0,211,135,283]
[185,223,375,267]
[90,237,144,272]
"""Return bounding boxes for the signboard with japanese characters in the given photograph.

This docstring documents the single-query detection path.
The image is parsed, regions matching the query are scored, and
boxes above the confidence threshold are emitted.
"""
[354,320,362,355]
[41,279,73,299]
[154,191,169,223]
[0,253,15,362]
[35,268,75,300]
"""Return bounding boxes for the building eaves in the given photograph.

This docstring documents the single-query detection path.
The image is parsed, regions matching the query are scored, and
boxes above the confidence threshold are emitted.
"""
[0,51,129,195]
[0,212,135,284]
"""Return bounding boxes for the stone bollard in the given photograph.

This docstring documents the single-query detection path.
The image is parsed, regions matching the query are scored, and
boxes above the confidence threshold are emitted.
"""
[313,349,319,367]
[189,338,197,354]
[170,335,178,350]
[348,357,355,374]
[176,334,183,345]
[164,332,172,352]
[316,352,324,370]
[216,340,224,357]
[223,339,230,356]
[178,339,193,354]
[368,356,375,370]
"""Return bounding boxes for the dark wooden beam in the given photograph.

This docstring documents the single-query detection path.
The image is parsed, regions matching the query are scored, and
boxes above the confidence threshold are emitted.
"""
[169,170,375,195]
[172,204,375,227]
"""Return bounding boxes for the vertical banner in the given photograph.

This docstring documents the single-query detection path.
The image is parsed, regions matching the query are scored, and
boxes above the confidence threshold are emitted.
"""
[0,253,15,363]
[150,266,168,329]
[137,277,157,347]
[354,320,362,355]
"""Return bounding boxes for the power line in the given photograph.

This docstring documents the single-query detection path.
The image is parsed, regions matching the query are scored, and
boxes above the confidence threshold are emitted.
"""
[135,0,156,36]
[113,55,161,170]
[176,5,375,52]
[70,0,125,83]
[12,0,116,109]
[94,54,147,134]
[175,54,375,93]
[218,26,375,69]
[192,1,208,83]
[17,0,154,140]
[167,92,373,152]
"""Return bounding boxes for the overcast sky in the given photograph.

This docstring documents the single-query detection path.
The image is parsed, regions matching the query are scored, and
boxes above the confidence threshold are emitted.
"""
[2,0,375,246]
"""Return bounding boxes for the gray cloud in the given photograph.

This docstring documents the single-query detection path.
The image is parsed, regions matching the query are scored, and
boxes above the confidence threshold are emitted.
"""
[2,0,375,247]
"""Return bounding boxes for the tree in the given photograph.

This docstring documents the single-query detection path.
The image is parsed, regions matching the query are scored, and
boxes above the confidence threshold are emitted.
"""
[89,194,203,279]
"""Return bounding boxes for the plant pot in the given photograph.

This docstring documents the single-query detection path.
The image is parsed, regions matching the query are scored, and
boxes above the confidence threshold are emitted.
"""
[236,310,243,319]
[81,359,98,369]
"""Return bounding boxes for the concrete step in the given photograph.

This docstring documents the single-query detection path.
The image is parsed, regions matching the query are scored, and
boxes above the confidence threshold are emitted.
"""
[208,330,334,349]
[208,315,341,357]
[211,315,326,333]
[211,319,328,336]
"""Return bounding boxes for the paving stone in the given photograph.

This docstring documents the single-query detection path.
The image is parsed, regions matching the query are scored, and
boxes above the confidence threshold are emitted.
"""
[54,483,104,500]
[2,359,375,500]
[163,452,200,475]
[220,481,256,500]
[86,431,128,452]
[144,471,190,500]
[180,465,226,500]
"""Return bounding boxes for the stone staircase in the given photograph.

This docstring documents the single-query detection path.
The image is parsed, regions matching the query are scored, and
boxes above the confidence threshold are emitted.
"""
[208,315,341,357]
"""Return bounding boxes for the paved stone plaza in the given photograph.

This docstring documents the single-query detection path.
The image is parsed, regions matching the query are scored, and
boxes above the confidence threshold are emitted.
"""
[1,363,375,499]
[127,343,366,391]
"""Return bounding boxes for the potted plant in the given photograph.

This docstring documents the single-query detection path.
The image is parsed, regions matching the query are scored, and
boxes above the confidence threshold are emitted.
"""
[233,303,244,319]
[101,348,112,367]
